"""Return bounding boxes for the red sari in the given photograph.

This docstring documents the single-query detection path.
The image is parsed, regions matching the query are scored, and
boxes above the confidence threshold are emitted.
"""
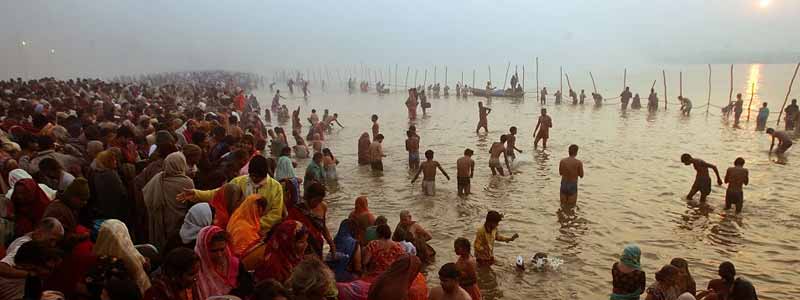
[254,220,306,283]
[11,179,51,236]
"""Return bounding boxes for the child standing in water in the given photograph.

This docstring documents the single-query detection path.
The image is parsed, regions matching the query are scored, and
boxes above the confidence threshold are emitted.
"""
[411,150,450,196]
[371,114,380,137]
[322,148,339,182]
[456,149,475,196]
[724,157,749,214]
[474,210,518,266]
[454,238,481,300]
[406,130,421,170]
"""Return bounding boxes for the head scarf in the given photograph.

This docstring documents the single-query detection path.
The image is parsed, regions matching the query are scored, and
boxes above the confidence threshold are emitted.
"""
[349,196,375,224]
[92,150,116,171]
[195,226,240,300]
[274,156,296,181]
[210,183,244,229]
[11,178,53,236]
[93,219,151,293]
[620,244,641,271]
[254,220,307,283]
[367,255,422,300]
[332,219,358,282]
[227,194,266,256]
[4,169,56,200]
[142,152,194,250]
[86,140,104,160]
[180,203,213,244]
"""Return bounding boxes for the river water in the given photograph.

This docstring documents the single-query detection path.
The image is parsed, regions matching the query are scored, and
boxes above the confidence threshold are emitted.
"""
[256,63,799,300]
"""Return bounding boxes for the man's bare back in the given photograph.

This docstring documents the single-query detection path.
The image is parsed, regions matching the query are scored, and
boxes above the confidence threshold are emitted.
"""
[724,166,749,192]
[456,157,474,178]
[490,143,505,159]
[559,156,583,182]
[692,159,711,178]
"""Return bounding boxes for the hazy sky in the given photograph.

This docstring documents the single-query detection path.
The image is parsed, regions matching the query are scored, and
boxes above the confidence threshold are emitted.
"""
[1,0,798,79]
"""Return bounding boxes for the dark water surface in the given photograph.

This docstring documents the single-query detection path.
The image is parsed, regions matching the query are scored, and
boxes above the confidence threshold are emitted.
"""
[256,63,799,299]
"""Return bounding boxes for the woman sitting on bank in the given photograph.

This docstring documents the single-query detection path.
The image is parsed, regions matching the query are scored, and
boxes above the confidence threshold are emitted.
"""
[194,225,253,300]
[254,220,309,283]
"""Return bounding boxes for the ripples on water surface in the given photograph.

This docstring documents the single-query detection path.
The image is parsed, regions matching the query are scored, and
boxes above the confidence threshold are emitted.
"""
[256,65,798,299]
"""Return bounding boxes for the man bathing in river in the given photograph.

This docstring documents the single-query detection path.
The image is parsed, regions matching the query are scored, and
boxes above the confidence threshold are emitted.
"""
[369,134,385,171]
[476,102,491,134]
[489,135,511,176]
[505,127,523,163]
[406,130,421,170]
[766,128,793,155]
[474,210,518,266]
[559,144,584,207]
[457,149,475,196]
[681,153,723,203]
[411,150,450,196]
[533,108,552,149]
[724,157,749,214]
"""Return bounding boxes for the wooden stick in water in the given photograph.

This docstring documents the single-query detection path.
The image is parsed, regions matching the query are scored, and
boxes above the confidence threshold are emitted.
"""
[706,64,712,116]
[423,69,427,87]
[488,65,492,85]
[434,65,437,85]
[405,67,410,89]
[729,64,734,108]
[560,66,563,94]
[536,57,539,95]
[472,69,476,88]
[747,81,755,121]
[445,67,448,87]
[414,69,418,87]
[650,79,657,90]
[663,70,667,110]
[679,71,683,97]
[776,62,800,126]
[623,68,627,90]
[565,73,573,90]
[589,71,597,94]
[522,65,525,92]
[503,61,510,89]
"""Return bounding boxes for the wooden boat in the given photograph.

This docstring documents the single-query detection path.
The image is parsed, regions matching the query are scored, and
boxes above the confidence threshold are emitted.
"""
[470,88,524,98]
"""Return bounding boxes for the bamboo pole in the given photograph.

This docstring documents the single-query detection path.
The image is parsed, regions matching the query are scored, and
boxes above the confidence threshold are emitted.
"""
[729,65,734,113]
[589,71,597,93]
[747,82,755,121]
[445,67,448,86]
[503,61,511,89]
[434,65,437,84]
[706,64,712,116]
[623,68,627,89]
[488,65,492,85]
[405,67,409,89]
[536,57,539,95]
[663,70,668,110]
[560,66,563,94]
[461,71,464,85]
[679,71,683,97]
[472,69,476,89]
[776,62,800,126]
[650,80,657,90]
[414,69,418,87]
[522,65,526,91]
[566,73,573,90]
[395,64,398,91]
[423,69,427,87]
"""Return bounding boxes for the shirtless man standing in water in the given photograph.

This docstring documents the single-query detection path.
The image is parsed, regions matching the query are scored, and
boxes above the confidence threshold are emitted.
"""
[489,135,511,176]
[533,108,552,149]
[681,153,723,203]
[559,144,584,206]
[506,127,523,163]
[476,102,492,134]
[411,150,450,196]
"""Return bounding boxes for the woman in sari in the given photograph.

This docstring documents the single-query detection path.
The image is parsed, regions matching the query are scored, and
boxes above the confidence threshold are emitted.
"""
[208,183,244,229]
[10,178,52,236]
[670,258,696,297]
[177,203,213,246]
[142,152,195,251]
[227,194,268,263]
[367,255,428,300]
[195,225,253,300]
[92,219,151,295]
[286,182,334,257]
[611,244,646,300]
[363,224,406,279]
[144,247,200,300]
[331,219,362,282]
[254,220,309,283]
[645,265,680,300]
[357,132,371,165]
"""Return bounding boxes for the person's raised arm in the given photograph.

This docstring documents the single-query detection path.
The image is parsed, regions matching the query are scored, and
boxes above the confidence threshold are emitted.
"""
[744,169,749,186]
[486,107,492,115]
[437,162,450,181]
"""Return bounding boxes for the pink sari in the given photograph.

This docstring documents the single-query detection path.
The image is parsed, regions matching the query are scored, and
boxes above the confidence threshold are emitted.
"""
[195,226,240,300]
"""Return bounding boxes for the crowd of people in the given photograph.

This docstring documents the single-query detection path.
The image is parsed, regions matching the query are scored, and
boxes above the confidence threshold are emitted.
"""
[0,69,770,300]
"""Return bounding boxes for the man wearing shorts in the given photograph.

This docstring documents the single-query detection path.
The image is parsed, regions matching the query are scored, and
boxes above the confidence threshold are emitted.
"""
[406,130,420,170]
[559,144,584,206]
[412,150,450,196]
[369,134,385,171]
[724,157,749,214]
[681,153,723,202]
[505,126,523,163]
[456,149,475,196]
[767,128,793,155]
[533,109,552,149]
[489,135,511,176]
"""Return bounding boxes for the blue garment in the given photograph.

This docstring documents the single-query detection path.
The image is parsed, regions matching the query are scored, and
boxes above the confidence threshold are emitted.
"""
[275,156,296,181]
[304,161,325,190]
[620,244,642,270]
[330,219,358,282]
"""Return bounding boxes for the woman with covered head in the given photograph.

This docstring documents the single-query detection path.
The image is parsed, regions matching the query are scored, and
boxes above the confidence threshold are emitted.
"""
[645,264,680,300]
[254,220,309,283]
[357,132,371,165]
[286,181,334,257]
[367,254,428,300]
[670,258,696,297]
[330,218,363,282]
[9,175,53,237]
[611,244,646,300]
[89,150,129,224]
[194,225,253,300]
[142,152,195,251]
[90,219,151,296]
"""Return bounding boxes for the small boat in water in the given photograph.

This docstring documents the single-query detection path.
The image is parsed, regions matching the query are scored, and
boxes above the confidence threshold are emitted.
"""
[470,87,525,98]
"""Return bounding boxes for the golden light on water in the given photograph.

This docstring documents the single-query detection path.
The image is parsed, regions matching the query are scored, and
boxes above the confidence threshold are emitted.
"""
[745,64,761,111]
[759,0,770,8]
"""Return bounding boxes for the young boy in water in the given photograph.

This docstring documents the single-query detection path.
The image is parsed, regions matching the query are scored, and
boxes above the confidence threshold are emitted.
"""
[411,150,450,196]
[724,157,749,214]
[533,109,552,149]
[474,210,518,266]
[429,263,473,300]
[681,153,723,203]
[475,102,491,134]
[454,238,481,300]
[456,149,475,196]
[406,130,420,170]
[369,134,385,171]
[559,144,584,207]
[505,127,523,163]
[489,135,511,176]
[371,114,380,137]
